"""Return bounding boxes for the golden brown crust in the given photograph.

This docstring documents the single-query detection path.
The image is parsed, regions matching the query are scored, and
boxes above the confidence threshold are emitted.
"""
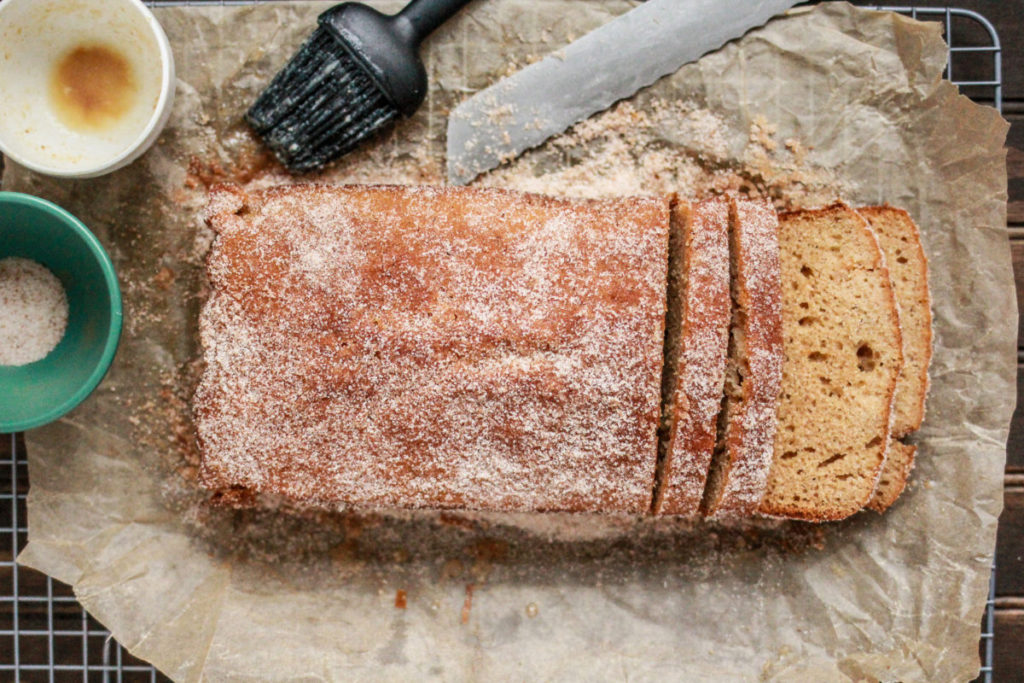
[702,198,783,518]
[866,440,916,513]
[196,183,670,513]
[758,203,903,522]
[654,198,731,515]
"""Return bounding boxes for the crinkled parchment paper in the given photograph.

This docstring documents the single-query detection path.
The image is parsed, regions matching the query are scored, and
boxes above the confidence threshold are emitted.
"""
[2,1,1013,680]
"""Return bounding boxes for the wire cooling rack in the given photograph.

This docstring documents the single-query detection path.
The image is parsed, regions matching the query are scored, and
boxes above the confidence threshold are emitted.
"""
[0,4,1004,681]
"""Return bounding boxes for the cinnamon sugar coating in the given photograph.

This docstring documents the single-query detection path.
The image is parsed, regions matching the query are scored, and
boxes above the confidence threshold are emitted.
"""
[195,184,669,512]
[702,198,783,518]
[654,199,731,515]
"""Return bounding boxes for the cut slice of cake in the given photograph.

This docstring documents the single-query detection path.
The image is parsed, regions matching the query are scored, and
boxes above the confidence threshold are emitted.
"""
[652,198,731,515]
[858,206,932,437]
[196,184,670,513]
[857,206,932,513]
[758,204,904,521]
[867,441,916,513]
[702,198,783,518]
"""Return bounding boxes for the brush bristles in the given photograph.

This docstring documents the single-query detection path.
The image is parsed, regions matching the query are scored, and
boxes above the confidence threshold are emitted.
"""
[246,28,399,172]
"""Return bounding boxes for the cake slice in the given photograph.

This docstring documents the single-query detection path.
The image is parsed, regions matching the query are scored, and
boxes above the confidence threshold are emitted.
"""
[858,206,932,437]
[702,198,783,518]
[652,198,731,515]
[196,184,670,513]
[867,441,916,513]
[857,206,932,513]
[758,204,903,521]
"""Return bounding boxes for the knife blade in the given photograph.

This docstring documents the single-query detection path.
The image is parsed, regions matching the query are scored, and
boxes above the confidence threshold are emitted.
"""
[446,0,799,185]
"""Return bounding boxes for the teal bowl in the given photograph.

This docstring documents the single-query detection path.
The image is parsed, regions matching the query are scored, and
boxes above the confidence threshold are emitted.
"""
[0,192,122,433]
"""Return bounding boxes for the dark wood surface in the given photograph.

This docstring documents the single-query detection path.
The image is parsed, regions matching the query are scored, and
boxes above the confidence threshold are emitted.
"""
[1,1,1022,680]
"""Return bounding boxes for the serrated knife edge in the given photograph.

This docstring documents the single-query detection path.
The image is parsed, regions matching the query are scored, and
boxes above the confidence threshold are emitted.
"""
[446,0,800,185]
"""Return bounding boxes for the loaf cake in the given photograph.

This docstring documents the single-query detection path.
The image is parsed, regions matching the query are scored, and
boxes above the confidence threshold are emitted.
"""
[653,199,731,515]
[858,206,932,512]
[195,184,670,513]
[702,198,783,518]
[758,204,904,521]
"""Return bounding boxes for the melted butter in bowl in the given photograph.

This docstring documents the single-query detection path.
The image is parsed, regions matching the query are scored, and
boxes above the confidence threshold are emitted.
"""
[50,43,140,133]
[0,0,175,178]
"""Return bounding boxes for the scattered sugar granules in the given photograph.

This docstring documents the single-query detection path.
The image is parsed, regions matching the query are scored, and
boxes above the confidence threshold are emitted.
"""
[476,100,840,210]
[0,257,69,366]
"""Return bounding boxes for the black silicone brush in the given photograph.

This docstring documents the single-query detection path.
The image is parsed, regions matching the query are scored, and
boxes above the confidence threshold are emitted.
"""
[247,0,473,172]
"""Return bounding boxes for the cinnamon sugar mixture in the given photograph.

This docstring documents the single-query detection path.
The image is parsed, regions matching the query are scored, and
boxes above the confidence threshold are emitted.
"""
[655,200,731,516]
[477,101,840,208]
[196,184,669,513]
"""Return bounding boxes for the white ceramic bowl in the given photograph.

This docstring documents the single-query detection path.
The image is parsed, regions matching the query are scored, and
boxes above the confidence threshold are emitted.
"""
[0,0,175,178]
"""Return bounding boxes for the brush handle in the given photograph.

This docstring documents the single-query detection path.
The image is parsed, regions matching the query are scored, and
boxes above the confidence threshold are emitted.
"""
[395,0,474,45]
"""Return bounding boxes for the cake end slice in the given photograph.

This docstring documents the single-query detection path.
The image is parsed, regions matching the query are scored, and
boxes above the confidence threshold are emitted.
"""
[857,206,932,437]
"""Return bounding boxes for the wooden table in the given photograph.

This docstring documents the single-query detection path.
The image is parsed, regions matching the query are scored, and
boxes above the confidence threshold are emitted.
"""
[1,2,1021,680]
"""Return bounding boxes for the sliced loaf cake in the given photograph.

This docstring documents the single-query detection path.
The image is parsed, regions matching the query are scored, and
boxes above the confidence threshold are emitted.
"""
[758,204,903,521]
[653,198,731,515]
[702,198,783,518]
[858,206,932,512]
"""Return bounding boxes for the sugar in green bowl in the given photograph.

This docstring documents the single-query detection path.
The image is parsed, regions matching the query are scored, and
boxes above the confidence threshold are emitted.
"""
[0,192,122,433]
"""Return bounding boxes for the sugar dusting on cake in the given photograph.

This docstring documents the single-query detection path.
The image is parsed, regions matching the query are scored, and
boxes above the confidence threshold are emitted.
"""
[705,199,784,518]
[657,199,732,515]
[196,184,668,514]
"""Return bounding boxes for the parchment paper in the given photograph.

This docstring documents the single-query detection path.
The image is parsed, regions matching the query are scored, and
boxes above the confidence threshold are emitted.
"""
[3,2,1014,680]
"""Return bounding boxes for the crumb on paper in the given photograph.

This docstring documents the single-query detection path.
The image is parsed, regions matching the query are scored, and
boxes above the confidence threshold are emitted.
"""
[474,100,838,211]
[153,266,175,291]
[749,115,778,152]
[460,584,474,624]
[440,558,465,581]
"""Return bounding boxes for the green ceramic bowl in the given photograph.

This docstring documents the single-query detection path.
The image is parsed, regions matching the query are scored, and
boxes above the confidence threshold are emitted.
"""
[0,192,122,433]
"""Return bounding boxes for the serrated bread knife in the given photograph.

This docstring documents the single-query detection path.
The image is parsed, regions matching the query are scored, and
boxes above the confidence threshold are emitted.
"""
[446,0,799,185]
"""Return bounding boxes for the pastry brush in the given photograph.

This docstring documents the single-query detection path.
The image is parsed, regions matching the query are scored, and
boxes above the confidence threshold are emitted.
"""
[247,0,473,173]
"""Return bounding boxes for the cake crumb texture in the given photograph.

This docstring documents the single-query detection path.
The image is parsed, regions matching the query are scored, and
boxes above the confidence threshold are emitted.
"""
[857,206,932,436]
[857,206,931,512]
[758,204,903,521]
[867,440,916,513]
